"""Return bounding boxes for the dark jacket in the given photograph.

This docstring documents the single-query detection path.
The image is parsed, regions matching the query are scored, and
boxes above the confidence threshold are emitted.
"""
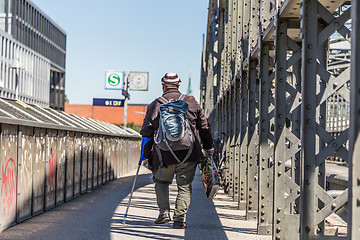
[140,88,213,171]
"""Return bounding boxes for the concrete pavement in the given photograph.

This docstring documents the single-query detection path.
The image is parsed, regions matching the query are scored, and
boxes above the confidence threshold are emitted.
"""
[0,166,271,240]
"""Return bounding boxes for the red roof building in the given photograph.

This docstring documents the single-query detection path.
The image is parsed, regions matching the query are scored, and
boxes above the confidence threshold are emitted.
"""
[65,103,148,126]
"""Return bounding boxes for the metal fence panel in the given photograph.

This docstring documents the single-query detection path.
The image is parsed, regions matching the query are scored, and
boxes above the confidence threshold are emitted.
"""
[0,124,18,231]
[116,139,121,178]
[80,134,88,194]
[32,128,46,215]
[104,138,110,183]
[87,135,94,190]
[65,131,74,201]
[98,138,103,186]
[56,130,66,205]
[92,136,98,189]
[74,132,81,197]
[124,140,129,173]
[17,126,33,222]
[45,129,57,210]
[111,138,116,181]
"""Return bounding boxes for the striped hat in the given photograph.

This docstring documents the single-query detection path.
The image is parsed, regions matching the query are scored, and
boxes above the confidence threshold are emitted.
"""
[161,73,181,86]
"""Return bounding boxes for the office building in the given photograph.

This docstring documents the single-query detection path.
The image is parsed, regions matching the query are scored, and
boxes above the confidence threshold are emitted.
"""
[0,0,66,110]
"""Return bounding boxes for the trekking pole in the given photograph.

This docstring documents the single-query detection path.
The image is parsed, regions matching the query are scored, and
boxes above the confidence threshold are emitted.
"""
[122,158,143,224]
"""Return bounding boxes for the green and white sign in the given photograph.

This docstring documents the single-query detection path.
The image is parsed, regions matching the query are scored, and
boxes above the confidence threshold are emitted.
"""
[105,71,124,90]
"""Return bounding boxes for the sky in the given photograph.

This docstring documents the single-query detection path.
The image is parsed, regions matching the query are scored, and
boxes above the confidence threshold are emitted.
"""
[31,0,209,105]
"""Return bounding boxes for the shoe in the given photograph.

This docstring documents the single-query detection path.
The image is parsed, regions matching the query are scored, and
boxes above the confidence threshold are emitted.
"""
[173,221,187,229]
[154,213,171,224]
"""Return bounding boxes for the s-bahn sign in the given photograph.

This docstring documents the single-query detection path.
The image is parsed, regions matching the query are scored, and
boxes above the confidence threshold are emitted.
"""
[105,71,124,90]
[93,98,124,107]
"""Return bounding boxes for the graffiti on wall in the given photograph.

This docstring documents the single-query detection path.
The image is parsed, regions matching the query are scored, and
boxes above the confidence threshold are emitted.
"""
[1,158,17,215]
[47,153,56,193]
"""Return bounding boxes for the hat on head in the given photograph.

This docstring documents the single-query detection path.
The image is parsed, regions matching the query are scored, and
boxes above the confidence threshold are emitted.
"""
[161,73,181,86]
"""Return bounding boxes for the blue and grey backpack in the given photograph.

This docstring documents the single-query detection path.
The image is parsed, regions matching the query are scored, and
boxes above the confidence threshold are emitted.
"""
[154,94,195,165]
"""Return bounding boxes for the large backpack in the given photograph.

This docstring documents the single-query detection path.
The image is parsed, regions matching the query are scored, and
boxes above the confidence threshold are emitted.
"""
[154,94,196,165]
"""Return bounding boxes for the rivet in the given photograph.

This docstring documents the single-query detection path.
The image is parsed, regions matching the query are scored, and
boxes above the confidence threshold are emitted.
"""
[277,227,281,233]
[278,172,282,176]
[261,211,265,215]
[306,105,311,110]
[332,142,338,148]
[308,44,312,49]
[308,58,312,63]
[332,203,336,210]
[261,217,265,222]
[277,219,281,224]
[307,119,311,124]
[306,165,310,170]
[277,207,282,212]
[278,161,282,165]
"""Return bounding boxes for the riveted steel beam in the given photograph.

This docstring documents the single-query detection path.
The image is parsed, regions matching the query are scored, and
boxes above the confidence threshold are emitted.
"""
[349,0,360,238]
[300,0,318,237]
[272,19,288,240]
[233,75,241,203]
[246,59,259,220]
[257,42,273,235]
[239,70,248,210]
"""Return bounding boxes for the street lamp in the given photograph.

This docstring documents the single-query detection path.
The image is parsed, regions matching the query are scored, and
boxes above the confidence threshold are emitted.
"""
[10,58,22,100]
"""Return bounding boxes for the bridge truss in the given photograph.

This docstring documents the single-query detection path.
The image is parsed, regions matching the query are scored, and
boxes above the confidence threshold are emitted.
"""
[200,0,359,239]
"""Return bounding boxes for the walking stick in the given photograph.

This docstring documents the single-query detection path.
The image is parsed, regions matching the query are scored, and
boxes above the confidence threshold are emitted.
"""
[122,158,143,224]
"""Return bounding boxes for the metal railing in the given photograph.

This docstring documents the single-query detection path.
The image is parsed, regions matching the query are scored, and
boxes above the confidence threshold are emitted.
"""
[201,0,358,239]
[0,98,141,233]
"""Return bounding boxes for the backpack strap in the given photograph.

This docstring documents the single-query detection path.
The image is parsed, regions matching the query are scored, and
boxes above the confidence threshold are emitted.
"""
[157,96,168,105]
[178,94,186,101]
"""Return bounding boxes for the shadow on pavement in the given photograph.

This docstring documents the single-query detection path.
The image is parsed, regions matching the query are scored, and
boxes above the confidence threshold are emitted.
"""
[184,170,229,240]
[0,173,153,240]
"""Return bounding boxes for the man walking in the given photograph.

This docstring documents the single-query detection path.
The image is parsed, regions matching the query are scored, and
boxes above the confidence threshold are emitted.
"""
[140,72,214,229]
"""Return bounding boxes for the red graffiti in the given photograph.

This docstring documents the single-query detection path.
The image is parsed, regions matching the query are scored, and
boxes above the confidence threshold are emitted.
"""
[1,158,17,215]
[47,153,56,193]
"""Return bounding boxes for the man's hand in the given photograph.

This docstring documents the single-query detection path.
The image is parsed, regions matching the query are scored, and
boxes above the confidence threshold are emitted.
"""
[205,148,214,157]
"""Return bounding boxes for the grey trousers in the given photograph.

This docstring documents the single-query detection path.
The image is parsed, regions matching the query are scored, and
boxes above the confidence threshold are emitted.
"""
[153,161,197,222]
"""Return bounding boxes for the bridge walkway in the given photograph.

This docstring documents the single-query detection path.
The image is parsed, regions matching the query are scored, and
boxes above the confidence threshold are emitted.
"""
[0,167,270,240]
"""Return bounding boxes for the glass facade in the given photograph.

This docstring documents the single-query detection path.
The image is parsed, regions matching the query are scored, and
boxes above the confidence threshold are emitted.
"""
[0,0,66,110]
[11,0,66,69]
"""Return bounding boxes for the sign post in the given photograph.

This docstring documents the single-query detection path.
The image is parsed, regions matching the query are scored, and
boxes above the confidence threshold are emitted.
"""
[123,72,129,127]
[103,70,148,127]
